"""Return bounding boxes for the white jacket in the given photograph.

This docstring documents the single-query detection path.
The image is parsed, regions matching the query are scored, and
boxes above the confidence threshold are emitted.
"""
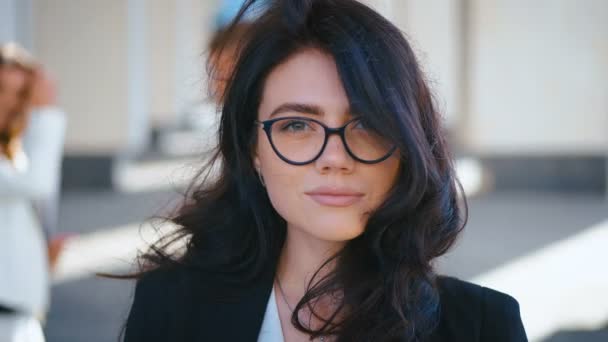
[0,107,66,316]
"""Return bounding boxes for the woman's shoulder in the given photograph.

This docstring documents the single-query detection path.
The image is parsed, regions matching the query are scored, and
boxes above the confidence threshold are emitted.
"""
[24,107,66,139]
[129,264,201,309]
[124,263,275,341]
[124,265,199,341]
[437,275,519,307]
[131,263,243,298]
[434,275,528,341]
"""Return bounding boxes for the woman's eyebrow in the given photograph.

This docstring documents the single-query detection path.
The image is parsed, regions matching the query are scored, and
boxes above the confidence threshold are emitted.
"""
[269,102,324,118]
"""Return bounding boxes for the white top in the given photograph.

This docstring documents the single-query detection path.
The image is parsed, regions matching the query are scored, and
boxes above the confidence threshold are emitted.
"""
[257,285,285,342]
[0,313,45,342]
[0,107,66,316]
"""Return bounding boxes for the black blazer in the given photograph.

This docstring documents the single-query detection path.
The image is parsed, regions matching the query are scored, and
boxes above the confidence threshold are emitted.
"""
[124,265,527,341]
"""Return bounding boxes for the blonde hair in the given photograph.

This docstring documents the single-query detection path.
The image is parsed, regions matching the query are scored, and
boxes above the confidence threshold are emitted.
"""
[0,42,37,160]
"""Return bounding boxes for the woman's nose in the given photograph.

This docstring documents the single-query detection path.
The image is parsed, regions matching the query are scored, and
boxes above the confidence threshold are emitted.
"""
[314,133,355,173]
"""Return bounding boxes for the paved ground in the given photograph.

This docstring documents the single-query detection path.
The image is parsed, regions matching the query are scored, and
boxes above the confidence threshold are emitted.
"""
[46,190,179,342]
[43,188,607,342]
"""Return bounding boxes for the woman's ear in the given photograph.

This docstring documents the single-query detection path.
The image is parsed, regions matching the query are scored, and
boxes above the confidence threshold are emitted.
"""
[252,148,261,170]
[253,154,261,171]
[252,152,266,187]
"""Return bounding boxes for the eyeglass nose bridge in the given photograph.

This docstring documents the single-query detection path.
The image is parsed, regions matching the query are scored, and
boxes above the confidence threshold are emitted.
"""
[318,125,352,159]
[325,125,347,135]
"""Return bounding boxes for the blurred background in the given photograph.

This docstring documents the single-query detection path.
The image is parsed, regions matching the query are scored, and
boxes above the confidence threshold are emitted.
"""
[1,0,606,341]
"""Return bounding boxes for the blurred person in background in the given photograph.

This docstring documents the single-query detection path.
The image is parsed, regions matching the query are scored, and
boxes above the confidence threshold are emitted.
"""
[0,42,67,339]
[123,1,527,341]
[207,0,268,102]
[208,21,252,102]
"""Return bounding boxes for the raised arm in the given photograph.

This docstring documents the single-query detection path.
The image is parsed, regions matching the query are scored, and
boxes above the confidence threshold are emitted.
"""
[0,107,66,198]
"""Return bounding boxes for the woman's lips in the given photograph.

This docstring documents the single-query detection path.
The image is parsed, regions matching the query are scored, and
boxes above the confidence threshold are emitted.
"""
[305,189,364,207]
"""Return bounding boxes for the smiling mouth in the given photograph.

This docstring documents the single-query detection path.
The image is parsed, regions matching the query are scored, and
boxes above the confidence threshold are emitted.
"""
[306,193,363,207]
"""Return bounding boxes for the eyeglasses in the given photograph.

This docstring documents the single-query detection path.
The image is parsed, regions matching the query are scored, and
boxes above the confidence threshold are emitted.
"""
[254,116,396,165]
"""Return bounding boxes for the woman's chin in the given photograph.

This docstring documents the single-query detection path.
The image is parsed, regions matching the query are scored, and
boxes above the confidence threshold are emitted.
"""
[306,219,365,242]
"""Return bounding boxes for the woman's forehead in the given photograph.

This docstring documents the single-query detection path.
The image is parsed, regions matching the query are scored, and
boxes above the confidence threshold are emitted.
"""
[258,48,350,121]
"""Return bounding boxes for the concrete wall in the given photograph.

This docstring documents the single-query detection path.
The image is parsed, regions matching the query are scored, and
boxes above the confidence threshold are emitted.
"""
[466,0,608,155]
[31,0,143,155]
[147,0,176,126]
[148,0,217,127]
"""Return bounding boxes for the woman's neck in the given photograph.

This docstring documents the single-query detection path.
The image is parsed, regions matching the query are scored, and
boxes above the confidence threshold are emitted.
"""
[275,225,345,297]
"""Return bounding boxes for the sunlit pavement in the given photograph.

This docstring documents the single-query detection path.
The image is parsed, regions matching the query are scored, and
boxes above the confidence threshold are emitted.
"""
[43,158,607,342]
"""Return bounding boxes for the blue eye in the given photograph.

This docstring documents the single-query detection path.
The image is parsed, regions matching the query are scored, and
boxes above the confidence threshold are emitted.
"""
[352,119,368,130]
[279,119,313,132]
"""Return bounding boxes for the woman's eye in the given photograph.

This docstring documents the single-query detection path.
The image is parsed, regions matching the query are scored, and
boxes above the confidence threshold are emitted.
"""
[353,119,368,130]
[280,120,312,132]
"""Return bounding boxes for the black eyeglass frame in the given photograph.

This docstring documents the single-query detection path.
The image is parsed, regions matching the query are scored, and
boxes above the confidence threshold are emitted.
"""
[254,116,397,165]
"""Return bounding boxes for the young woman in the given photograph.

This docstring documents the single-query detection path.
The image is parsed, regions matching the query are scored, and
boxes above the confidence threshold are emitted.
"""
[124,1,527,341]
[0,42,66,321]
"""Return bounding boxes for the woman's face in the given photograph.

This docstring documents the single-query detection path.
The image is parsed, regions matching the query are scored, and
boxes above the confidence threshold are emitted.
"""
[0,66,28,131]
[254,48,400,242]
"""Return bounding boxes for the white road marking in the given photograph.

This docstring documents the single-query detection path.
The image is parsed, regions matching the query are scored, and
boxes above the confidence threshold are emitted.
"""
[455,157,486,196]
[471,219,608,341]
[52,222,182,284]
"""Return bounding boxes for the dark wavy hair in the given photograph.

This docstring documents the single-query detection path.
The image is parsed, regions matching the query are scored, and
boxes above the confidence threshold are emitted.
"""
[132,0,467,341]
